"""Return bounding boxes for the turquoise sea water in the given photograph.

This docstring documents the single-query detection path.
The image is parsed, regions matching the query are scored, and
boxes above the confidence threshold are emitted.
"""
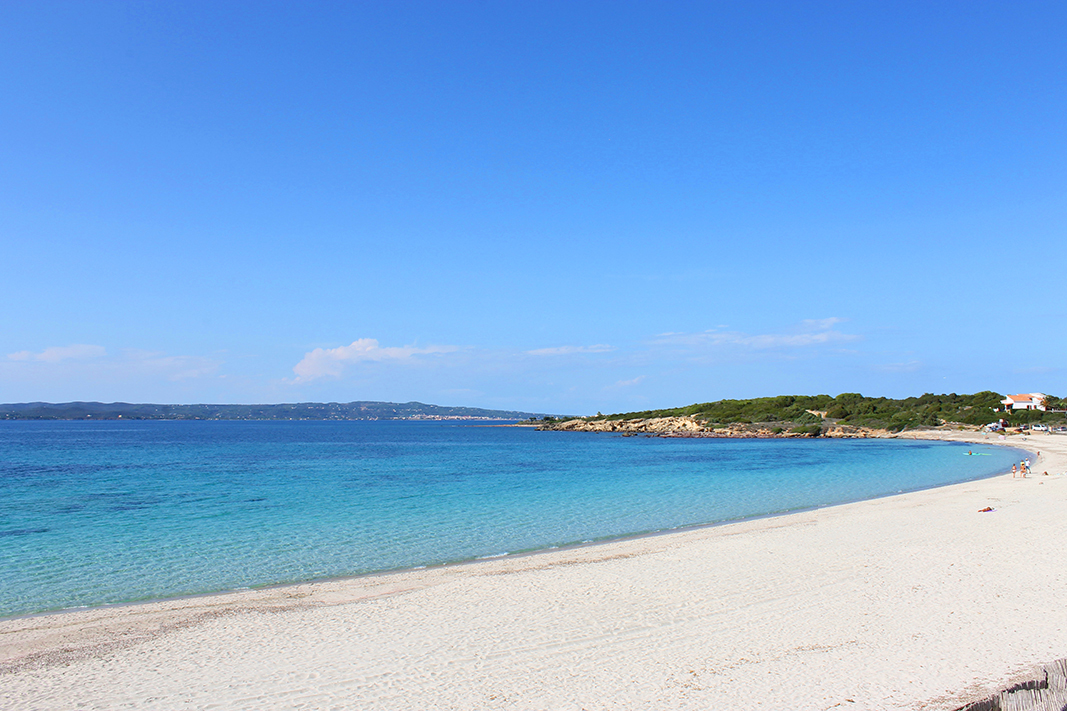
[0,420,1021,618]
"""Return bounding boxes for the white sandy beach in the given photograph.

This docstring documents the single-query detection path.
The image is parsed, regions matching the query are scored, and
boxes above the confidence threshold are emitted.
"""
[3,431,1066,710]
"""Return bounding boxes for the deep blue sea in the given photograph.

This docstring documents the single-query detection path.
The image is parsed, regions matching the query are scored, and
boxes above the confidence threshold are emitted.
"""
[0,420,1021,618]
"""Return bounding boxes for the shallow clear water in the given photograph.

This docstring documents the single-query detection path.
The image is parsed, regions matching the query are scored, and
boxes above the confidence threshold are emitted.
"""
[0,420,1021,617]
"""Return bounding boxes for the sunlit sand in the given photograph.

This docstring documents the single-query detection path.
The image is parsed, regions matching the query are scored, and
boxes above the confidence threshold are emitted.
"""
[3,431,1065,710]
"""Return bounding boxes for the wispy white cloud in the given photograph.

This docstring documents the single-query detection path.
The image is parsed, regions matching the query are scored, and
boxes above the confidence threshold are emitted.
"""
[292,338,459,382]
[526,344,614,356]
[651,318,859,351]
[800,317,845,331]
[0,345,223,401]
[607,375,645,389]
[8,344,107,362]
[1012,365,1059,375]
[120,350,222,381]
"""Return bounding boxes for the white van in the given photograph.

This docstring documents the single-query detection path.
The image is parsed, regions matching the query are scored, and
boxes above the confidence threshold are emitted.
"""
[1031,424,1050,432]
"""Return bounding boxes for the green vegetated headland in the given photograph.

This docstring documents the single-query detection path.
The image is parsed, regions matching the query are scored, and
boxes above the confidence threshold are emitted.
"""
[585,392,1067,434]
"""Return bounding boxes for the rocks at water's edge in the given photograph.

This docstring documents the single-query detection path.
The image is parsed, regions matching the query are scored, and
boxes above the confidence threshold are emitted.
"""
[539,415,899,438]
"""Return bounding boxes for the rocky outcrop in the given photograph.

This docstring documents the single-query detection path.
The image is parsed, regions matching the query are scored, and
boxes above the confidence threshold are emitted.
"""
[822,424,896,438]
[540,416,894,439]
[545,416,704,435]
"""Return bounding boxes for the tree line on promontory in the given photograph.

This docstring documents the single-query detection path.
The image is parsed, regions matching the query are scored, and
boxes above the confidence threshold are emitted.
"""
[546,392,1066,433]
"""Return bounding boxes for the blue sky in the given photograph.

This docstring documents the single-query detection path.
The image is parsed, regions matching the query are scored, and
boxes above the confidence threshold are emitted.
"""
[2,1,1064,414]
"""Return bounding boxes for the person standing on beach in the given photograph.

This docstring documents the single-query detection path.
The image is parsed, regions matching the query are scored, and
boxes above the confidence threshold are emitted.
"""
[1012,464,1018,477]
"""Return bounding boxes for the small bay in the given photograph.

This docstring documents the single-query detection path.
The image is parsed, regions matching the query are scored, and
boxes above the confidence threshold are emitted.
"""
[0,420,1021,618]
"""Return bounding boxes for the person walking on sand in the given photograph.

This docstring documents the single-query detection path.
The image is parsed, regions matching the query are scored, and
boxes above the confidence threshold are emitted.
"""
[1012,463,1017,478]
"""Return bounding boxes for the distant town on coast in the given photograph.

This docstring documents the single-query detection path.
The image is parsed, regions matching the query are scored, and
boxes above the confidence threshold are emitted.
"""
[0,401,556,422]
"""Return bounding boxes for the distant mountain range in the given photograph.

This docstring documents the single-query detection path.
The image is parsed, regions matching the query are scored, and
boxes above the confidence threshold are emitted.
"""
[0,401,557,421]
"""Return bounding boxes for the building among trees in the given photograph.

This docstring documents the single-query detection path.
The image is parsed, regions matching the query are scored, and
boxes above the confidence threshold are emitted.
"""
[999,393,1047,411]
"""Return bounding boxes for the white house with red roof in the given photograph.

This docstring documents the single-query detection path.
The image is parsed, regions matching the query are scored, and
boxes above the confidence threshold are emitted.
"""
[1000,393,1047,411]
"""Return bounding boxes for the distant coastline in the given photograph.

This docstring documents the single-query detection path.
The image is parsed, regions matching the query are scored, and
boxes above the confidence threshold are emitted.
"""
[0,401,563,422]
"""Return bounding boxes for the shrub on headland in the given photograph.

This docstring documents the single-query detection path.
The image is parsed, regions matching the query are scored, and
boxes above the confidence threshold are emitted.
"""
[790,424,823,436]
[793,410,823,425]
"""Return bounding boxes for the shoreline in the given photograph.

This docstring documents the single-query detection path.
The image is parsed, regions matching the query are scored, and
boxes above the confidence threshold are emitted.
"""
[0,435,1027,624]
[3,432,1065,710]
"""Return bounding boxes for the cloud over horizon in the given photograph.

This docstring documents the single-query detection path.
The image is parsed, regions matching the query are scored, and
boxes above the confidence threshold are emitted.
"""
[607,375,646,389]
[525,344,614,356]
[8,344,107,362]
[292,339,459,382]
[651,318,860,351]
[0,345,223,402]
